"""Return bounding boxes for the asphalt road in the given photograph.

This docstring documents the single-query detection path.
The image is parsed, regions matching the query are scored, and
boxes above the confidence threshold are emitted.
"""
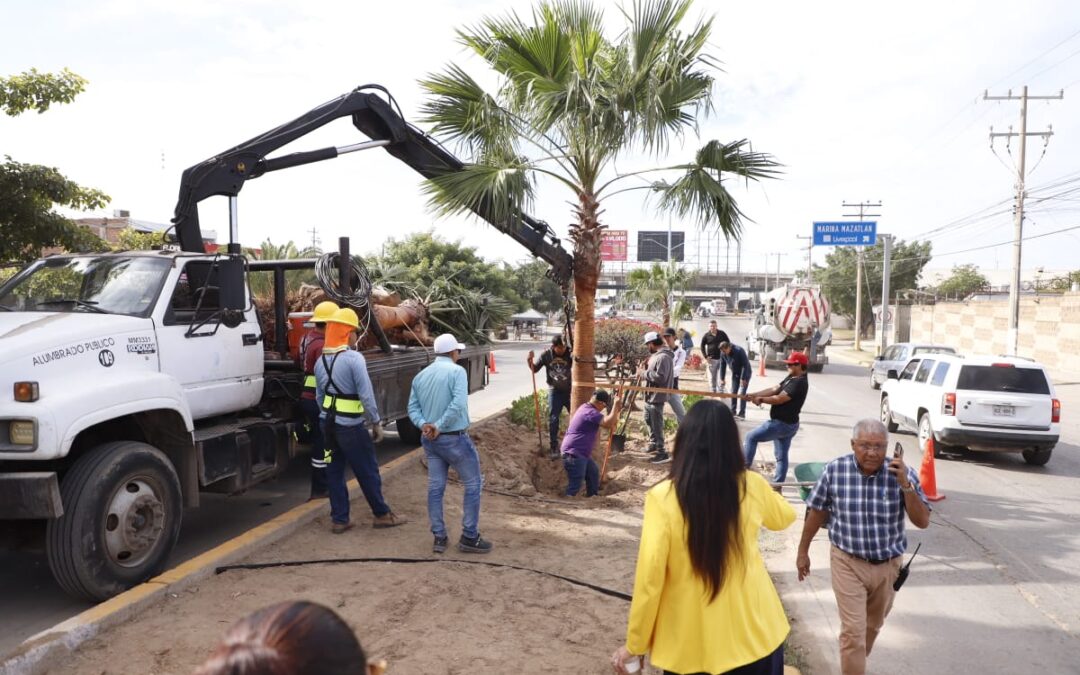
[0,340,540,658]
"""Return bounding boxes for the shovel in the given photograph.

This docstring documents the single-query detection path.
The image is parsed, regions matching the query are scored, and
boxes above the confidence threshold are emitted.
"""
[610,376,640,454]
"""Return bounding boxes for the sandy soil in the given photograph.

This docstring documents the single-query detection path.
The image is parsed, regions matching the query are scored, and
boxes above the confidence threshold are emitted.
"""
[51,402,793,675]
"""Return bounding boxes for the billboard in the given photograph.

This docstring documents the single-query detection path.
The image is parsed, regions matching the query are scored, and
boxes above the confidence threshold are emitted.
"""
[637,230,684,262]
[601,230,628,261]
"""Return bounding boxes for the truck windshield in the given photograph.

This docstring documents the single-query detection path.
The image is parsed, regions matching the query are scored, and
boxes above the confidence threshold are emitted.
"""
[0,256,171,317]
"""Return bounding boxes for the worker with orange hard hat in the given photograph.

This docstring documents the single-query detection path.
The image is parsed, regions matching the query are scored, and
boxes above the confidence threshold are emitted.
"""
[298,301,339,500]
[315,307,407,534]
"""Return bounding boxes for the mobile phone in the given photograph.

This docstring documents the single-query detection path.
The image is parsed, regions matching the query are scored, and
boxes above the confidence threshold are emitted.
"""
[893,442,904,461]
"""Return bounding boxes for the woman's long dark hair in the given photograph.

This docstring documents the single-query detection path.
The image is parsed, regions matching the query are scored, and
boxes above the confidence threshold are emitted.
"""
[670,399,746,601]
[193,601,367,675]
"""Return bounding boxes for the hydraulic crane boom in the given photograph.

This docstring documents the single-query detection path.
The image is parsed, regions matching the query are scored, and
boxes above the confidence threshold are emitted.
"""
[171,85,573,285]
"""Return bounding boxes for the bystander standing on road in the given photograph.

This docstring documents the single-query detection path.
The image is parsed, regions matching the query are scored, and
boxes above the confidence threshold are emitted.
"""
[700,320,730,393]
[315,308,406,534]
[297,301,338,500]
[662,327,687,424]
[611,401,795,675]
[527,335,573,458]
[408,333,493,554]
[797,419,931,675]
[639,331,674,464]
[560,389,621,497]
[719,341,753,420]
[743,352,809,485]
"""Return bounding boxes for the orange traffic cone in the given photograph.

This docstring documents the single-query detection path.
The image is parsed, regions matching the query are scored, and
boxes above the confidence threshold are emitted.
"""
[488,351,498,374]
[758,351,766,377]
[919,437,946,502]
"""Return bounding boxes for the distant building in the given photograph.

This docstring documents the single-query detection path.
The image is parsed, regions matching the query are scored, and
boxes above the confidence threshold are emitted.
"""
[72,210,217,250]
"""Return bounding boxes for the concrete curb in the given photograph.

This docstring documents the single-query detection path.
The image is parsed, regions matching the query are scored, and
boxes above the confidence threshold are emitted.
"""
[2,444,426,675]
[828,348,875,368]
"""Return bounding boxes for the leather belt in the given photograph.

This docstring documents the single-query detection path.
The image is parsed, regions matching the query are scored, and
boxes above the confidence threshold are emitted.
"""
[441,429,467,436]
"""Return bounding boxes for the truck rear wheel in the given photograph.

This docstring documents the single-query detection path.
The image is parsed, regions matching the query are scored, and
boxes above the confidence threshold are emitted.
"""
[46,441,182,601]
[396,417,423,446]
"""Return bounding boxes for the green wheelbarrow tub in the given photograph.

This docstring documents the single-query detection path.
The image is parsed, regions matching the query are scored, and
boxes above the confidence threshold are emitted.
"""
[794,461,828,502]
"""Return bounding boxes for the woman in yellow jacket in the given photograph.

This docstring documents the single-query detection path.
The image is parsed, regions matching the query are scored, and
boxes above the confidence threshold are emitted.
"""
[611,400,796,675]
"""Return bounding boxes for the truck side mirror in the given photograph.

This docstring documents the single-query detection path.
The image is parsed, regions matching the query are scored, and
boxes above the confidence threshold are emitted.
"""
[886,369,899,380]
[219,257,247,311]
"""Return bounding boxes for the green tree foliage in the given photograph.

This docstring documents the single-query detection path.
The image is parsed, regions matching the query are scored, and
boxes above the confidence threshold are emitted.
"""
[625,261,697,326]
[0,68,110,264]
[245,239,320,298]
[813,239,932,334]
[419,0,779,408]
[0,68,87,116]
[112,227,165,251]
[505,259,564,313]
[377,231,521,306]
[934,263,989,299]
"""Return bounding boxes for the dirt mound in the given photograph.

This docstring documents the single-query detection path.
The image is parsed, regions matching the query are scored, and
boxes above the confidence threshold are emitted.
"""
[469,413,670,506]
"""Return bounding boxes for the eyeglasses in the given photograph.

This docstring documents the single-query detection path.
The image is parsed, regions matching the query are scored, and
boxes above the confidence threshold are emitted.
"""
[854,442,887,452]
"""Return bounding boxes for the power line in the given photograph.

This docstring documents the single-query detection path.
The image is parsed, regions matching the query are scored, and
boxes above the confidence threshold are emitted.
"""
[987,27,1080,89]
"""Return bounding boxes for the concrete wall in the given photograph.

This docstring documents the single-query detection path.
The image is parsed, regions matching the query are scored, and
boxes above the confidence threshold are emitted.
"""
[909,292,1080,382]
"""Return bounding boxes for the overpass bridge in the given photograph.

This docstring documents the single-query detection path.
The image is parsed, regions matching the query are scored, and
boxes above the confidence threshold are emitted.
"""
[597,270,797,302]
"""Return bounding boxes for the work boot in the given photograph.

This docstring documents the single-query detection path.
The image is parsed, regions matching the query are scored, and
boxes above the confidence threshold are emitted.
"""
[649,452,671,465]
[433,535,449,554]
[331,521,354,534]
[373,512,408,529]
[458,533,494,554]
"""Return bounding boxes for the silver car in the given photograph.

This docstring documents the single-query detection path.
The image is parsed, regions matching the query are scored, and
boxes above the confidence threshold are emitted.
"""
[870,343,956,389]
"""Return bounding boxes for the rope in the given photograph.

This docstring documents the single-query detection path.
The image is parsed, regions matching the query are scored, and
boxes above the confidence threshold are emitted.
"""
[315,252,373,307]
[215,556,632,602]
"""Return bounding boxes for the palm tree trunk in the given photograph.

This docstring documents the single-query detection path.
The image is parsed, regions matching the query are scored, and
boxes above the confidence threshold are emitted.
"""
[569,193,602,412]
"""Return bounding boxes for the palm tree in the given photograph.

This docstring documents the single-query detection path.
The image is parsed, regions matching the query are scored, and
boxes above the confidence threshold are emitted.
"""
[625,261,697,326]
[246,238,320,298]
[420,0,780,409]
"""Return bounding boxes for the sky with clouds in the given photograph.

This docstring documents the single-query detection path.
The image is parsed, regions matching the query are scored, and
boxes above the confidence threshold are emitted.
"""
[4,0,1080,281]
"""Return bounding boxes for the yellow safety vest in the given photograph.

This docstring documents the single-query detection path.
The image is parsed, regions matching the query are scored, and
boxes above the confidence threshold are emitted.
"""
[321,393,364,417]
[302,374,317,396]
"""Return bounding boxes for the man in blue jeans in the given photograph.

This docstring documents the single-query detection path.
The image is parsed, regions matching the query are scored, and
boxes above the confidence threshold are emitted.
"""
[315,307,407,534]
[720,340,753,419]
[561,389,621,496]
[409,333,492,554]
[744,352,810,486]
[528,336,573,458]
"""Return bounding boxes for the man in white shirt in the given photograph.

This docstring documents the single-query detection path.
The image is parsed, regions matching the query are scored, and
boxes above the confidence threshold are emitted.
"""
[662,328,686,424]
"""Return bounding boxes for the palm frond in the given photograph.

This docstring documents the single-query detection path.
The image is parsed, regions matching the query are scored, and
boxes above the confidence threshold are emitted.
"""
[418,64,518,157]
[421,155,536,227]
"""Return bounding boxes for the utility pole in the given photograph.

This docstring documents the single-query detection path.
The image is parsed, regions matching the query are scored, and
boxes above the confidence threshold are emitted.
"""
[983,85,1062,356]
[879,234,892,355]
[843,200,882,352]
[796,235,813,282]
[307,226,320,251]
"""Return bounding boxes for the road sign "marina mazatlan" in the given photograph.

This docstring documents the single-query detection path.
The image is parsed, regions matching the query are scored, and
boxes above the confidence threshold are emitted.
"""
[812,221,877,246]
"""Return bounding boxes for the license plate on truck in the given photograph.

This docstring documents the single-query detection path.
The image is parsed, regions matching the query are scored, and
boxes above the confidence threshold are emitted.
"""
[993,404,1015,417]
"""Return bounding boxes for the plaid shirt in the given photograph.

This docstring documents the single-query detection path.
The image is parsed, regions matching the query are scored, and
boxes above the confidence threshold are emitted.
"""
[806,454,930,561]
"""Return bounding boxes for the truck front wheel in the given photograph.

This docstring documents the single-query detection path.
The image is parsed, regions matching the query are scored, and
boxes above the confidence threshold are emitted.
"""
[46,441,182,601]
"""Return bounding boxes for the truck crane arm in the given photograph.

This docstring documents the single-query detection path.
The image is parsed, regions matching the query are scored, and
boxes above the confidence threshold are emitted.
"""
[171,85,573,286]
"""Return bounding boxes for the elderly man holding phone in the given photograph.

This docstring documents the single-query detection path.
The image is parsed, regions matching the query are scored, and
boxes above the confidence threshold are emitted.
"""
[797,419,931,675]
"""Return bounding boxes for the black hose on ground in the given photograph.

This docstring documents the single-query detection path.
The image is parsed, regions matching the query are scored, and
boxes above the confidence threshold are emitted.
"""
[215,556,632,602]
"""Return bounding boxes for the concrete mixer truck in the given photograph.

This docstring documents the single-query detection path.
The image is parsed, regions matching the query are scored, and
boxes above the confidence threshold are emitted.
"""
[746,284,831,372]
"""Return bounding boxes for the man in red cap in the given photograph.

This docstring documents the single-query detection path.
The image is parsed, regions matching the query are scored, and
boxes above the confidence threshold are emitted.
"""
[744,352,810,486]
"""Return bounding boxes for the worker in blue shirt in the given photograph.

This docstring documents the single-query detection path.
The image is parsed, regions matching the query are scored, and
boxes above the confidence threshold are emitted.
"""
[408,333,492,555]
[315,307,407,534]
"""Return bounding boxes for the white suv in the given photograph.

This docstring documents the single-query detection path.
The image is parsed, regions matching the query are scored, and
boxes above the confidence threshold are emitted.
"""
[879,353,1060,466]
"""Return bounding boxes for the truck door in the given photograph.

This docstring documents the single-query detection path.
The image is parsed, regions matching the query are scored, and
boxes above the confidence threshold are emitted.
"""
[154,259,264,419]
